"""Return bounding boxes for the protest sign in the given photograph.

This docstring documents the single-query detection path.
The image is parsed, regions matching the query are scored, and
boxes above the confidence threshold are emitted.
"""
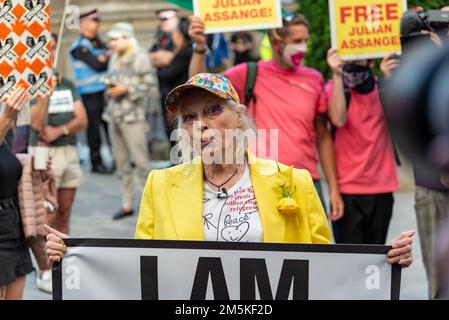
[329,0,407,60]
[0,0,53,101]
[193,0,282,34]
[53,239,401,300]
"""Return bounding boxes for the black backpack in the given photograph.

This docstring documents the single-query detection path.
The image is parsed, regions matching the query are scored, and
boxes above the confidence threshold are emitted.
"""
[245,61,258,109]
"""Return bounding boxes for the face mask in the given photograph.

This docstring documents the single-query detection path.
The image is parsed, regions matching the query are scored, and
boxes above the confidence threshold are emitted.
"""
[343,63,375,94]
[282,43,307,68]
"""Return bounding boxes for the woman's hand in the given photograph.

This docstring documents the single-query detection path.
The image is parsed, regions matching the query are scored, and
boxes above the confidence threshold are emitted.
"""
[329,191,344,221]
[108,85,129,98]
[45,225,69,266]
[421,30,444,48]
[387,230,416,268]
[3,87,29,120]
[189,16,207,49]
[327,48,344,77]
[380,53,400,79]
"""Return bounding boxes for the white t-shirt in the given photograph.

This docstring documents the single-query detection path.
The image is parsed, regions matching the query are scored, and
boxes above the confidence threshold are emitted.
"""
[202,166,263,242]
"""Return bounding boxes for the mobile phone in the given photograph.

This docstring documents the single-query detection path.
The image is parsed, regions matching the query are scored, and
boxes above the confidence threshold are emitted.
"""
[104,78,117,88]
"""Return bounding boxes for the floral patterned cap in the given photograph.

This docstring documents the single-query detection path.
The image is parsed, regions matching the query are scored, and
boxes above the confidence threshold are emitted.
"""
[166,73,241,113]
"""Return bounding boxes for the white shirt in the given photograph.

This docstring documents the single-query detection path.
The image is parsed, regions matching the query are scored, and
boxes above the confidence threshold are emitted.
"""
[202,166,263,242]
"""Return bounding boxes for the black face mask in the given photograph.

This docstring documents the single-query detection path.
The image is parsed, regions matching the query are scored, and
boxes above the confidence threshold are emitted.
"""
[343,63,375,94]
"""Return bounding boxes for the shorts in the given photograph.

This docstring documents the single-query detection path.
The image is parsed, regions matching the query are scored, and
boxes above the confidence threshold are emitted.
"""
[50,145,82,189]
[0,197,34,287]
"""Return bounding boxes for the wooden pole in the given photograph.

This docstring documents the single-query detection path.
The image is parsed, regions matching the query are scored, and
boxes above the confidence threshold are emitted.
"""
[53,0,71,70]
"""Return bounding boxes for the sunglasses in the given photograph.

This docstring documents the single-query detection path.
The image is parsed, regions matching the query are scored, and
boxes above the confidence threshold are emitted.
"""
[282,12,298,23]
[158,14,176,22]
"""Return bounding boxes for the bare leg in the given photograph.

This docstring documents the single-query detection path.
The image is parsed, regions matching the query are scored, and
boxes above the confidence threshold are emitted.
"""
[47,188,77,235]
[0,286,6,300]
[5,276,26,300]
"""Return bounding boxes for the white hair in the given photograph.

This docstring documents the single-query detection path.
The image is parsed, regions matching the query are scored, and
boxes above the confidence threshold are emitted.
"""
[110,36,139,66]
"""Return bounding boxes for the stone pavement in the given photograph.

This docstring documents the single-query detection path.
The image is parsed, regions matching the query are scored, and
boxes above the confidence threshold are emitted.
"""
[23,166,428,300]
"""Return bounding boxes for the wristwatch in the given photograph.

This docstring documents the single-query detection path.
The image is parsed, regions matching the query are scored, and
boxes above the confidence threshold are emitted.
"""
[193,43,207,55]
[61,125,70,136]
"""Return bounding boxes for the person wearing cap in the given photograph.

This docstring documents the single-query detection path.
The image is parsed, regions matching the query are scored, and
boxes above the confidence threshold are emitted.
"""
[70,9,113,175]
[45,74,414,271]
[103,23,159,220]
[189,13,345,221]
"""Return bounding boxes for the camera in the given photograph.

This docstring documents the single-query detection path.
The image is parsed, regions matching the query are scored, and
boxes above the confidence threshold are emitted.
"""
[401,9,449,36]
[400,9,449,57]
[384,43,449,176]
[427,10,449,34]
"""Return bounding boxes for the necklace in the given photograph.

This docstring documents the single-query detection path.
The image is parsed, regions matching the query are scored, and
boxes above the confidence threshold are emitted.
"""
[203,166,240,192]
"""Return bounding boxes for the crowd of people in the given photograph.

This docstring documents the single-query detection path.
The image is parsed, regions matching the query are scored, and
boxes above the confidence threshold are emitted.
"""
[1,4,448,300]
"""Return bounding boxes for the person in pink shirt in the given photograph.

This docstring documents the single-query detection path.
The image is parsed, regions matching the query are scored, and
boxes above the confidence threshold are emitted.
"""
[188,12,344,222]
[326,48,400,244]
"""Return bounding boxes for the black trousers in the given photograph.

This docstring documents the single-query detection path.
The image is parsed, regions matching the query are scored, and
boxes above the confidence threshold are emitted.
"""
[81,91,110,167]
[332,193,394,245]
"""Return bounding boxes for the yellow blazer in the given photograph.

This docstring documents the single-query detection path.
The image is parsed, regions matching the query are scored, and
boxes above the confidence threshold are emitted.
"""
[135,153,331,244]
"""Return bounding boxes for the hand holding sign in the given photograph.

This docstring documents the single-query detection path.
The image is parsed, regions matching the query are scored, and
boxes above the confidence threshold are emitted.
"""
[2,86,29,120]
[380,52,401,78]
[189,16,208,48]
[0,0,53,101]
[387,230,415,267]
[327,48,344,76]
[45,224,69,266]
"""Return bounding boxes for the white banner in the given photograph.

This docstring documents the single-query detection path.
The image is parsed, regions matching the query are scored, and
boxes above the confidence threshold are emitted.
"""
[53,239,401,300]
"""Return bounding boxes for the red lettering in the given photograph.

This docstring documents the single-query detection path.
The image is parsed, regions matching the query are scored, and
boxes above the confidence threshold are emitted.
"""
[386,3,399,20]
[260,7,270,17]
[392,36,400,45]
[374,37,382,46]
[204,13,213,22]
[357,39,363,48]
[239,9,248,19]
[250,8,258,18]
[340,6,352,23]
[368,4,383,22]
[354,6,367,23]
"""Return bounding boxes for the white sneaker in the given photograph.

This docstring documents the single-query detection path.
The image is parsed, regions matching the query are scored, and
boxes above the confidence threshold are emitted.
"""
[36,270,52,294]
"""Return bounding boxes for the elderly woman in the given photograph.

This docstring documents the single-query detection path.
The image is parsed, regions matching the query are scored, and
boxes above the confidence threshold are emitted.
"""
[46,74,414,269]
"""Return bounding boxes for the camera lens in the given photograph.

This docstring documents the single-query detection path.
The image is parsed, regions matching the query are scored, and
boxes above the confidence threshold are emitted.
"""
[385,43,449,175]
